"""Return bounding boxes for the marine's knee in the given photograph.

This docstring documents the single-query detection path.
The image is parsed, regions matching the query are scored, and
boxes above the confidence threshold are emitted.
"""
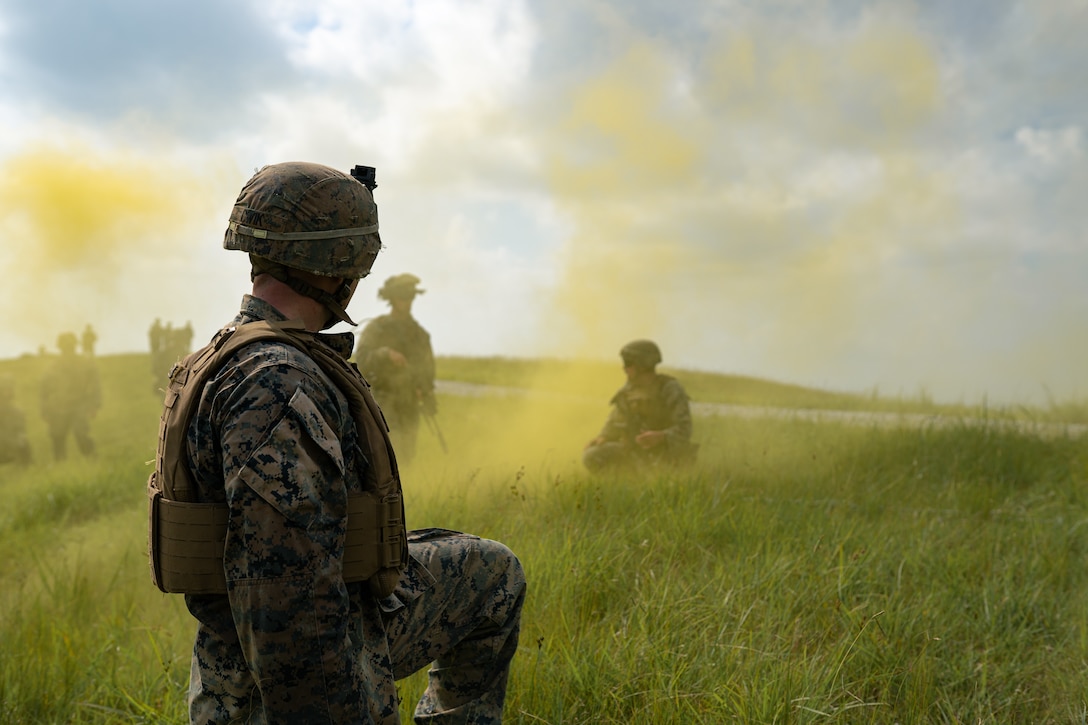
[478,539,525,594]
[582,445,609,473]
[583,442,625,474]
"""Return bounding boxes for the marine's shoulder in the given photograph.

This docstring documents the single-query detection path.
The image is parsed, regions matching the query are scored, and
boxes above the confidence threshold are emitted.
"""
[609,382,631,405]
[358,314,397,336]
[362,312,395,327]
[195,325,330,394]
[228,336,323,375]
[655,374,689,399]
[411,317,431,338]
[361,314,429,342]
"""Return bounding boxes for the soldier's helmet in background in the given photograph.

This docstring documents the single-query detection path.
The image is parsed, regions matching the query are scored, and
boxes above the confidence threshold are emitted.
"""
[224,161,382,279]
[56,332,79,355]
[378,274,425,302]
[620,339,662,369]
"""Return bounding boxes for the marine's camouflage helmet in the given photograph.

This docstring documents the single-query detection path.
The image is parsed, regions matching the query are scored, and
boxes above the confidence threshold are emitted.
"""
[620,339,662,369]
[224,162,381,278]
[378,273,425,301]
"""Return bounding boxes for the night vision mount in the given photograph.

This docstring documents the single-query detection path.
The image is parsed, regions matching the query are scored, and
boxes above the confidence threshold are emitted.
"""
[351,165,377,191]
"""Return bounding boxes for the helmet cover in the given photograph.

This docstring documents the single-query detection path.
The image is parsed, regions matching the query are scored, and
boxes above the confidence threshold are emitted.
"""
[224,162,382,279]
[378,273,425,301]
[620,339,662,368]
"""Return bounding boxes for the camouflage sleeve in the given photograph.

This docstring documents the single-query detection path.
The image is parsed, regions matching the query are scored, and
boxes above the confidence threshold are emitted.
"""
[660,378,693,448]
[213,352,367,721]
[420,329,436,392]
[598,389,628,441]
[413,328,437,415]
[356,317,396,379]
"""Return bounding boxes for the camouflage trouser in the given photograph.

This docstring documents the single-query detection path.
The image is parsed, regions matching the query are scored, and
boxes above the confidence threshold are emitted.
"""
[582,440,641,474]
[46,416,95,461]
[0,439,31,465]
[380,397,422,463]
[386,529,526,724]
[187,530,524,724]
[582,440,697,474]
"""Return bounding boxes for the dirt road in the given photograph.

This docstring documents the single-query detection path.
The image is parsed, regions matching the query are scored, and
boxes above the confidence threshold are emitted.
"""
[435,380,1087,438]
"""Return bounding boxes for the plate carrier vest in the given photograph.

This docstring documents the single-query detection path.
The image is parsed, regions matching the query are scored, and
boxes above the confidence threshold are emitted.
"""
[148,320,407,597]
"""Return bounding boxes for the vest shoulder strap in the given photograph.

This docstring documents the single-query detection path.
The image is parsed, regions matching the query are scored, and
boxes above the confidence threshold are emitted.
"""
[155,320,309,502]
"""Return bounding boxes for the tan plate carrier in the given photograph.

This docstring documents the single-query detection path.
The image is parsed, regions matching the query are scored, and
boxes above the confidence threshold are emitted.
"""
[148,320,407,596]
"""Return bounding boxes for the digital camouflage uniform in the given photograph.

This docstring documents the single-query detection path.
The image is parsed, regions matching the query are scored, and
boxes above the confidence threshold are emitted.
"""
[356,309,436,462]
[40,333,100,461]
[583,374,696,474]
[184,295,525,724]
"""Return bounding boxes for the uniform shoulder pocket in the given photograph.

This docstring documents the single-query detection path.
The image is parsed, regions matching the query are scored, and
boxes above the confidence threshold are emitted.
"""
[233,388,347,527]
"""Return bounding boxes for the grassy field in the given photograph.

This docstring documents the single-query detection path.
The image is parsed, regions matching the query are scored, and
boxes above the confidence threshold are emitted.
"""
[1,352,1087,723]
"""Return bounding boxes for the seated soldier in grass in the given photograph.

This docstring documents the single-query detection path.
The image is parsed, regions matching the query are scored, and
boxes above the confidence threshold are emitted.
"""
[583,339,698,474]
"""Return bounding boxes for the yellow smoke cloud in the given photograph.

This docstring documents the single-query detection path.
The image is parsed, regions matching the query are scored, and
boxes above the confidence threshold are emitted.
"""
[443,20,957,476]
[536,22,952,379]
[541,43,700,354]
[0,144,206,267]
[0,142,229,345]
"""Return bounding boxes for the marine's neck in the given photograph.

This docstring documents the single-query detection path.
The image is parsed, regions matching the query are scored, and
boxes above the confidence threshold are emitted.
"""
[251,275,330,331]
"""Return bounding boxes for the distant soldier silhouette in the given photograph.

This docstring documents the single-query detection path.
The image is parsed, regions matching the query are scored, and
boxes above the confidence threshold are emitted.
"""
[583,339,698,474]
[178,321,194,356]
[149,318,164,373]
[81,323,98,356]
[355,274,437,462]
[163,321,174,364]
[149,318,194,393]
[40,332,101,461]
[0,374,31,465]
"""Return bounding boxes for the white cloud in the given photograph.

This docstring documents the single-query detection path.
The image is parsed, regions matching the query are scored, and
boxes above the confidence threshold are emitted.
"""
[790,153,884,203]
[1015,125,1083,164]
[0,0,1086,404]
[263,0,533,102]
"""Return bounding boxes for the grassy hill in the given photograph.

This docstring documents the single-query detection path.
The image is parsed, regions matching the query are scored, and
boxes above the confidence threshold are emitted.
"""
[2,351,1087,722]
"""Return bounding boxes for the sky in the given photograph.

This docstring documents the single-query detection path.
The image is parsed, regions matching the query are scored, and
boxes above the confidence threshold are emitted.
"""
[0,0,1084,405]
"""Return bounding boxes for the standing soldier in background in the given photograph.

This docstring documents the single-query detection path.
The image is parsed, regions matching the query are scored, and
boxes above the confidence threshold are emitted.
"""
[178,321,194,355]
[40,332,101,461]
[355,274,437,462]
[583,339,698,474]
[0,374,32,465]
[149,319,197,393]
[148,318,164,392]
[149,318,164,362]
[147,162,524,723]
[81,323,98,356]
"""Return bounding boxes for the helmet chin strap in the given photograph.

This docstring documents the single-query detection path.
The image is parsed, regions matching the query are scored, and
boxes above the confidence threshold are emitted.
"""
[251,256,357,329]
